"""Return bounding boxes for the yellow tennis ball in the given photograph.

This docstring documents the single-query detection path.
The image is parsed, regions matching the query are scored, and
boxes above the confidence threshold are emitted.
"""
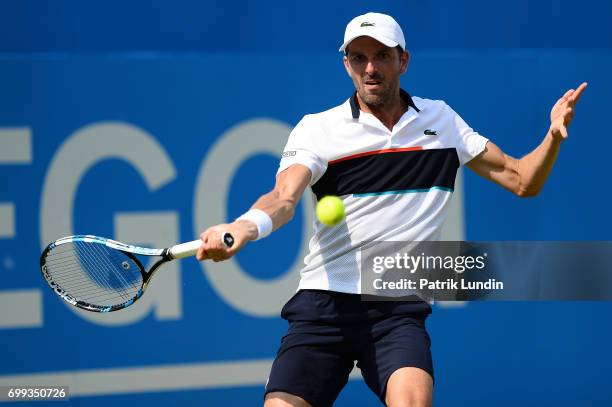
[316,196,345,226]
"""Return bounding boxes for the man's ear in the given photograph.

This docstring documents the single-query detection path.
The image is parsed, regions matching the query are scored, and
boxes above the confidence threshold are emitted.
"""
[343,55,352,77]
[400,50,410,74]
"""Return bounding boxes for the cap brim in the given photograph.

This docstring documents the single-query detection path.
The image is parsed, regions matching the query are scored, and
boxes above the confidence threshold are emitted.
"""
[339,33,399,52]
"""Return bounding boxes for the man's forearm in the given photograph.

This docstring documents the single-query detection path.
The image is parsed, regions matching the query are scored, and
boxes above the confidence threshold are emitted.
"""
[228,164,310,242]
[250,190,298,231]
[231,191,297,242]
[517,131,562,196]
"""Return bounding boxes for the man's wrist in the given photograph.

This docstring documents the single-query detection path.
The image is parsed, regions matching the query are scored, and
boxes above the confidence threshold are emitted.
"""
[234,219,259,241]
[547,126,565,144]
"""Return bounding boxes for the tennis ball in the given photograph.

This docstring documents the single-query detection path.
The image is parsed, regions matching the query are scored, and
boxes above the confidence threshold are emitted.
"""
[316,196,345,226]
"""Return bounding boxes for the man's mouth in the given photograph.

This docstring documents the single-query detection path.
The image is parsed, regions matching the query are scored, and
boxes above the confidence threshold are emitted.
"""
[364,78,384,92]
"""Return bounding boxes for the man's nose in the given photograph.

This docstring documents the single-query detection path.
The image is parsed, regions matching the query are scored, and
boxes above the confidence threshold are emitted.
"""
[364,60,378,75]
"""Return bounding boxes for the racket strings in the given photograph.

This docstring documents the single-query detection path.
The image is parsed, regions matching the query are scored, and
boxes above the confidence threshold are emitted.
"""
[56,246,137,304]
[74,244,122,296]
[75,243,138,301]
[45,259,142,291]
[43,241,144,308]
[88,243,133,292]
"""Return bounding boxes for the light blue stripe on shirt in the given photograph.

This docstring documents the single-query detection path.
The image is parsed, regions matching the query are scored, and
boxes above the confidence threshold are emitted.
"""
[353,186,453,197]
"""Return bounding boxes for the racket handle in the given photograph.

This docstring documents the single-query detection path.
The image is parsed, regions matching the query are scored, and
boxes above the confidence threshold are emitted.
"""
[169,233,235,259]
[169,240,202,259]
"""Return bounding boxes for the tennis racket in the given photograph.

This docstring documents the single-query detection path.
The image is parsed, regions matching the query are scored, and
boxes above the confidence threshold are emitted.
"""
[40,233,234,313]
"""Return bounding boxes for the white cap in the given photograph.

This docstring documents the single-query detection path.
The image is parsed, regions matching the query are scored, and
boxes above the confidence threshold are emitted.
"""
[339,12,405,53]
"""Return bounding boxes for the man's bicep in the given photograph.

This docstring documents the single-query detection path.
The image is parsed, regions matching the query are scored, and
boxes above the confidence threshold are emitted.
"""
[274,164,312,203]
[466,141,520,194]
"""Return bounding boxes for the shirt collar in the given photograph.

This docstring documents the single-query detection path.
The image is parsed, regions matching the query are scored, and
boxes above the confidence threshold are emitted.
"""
[348,89,420,119]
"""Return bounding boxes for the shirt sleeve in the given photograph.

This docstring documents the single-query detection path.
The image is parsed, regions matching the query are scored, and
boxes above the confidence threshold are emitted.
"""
[277,116,327,185]
[445,103,489,165]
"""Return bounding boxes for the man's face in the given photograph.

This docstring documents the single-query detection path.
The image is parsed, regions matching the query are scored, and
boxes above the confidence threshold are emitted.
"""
[343,36,408,108]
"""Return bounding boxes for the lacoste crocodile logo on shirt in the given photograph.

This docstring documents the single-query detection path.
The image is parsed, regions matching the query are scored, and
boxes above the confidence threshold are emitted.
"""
[424,129,437,136]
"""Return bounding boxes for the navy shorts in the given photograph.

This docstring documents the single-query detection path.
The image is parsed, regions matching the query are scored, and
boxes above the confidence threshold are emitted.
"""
[265,289,433,407]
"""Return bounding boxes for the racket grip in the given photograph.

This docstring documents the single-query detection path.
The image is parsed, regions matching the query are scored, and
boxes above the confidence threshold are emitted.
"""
[169,233,234,259]
[169,240,202,259]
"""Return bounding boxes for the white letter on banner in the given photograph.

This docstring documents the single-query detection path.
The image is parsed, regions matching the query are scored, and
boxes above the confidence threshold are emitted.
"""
[40,122,179,325]
[193,119,312,317]
[0,127,42,329]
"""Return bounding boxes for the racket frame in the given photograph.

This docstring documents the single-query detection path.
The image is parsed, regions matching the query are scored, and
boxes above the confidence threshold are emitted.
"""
[40,235,173,313]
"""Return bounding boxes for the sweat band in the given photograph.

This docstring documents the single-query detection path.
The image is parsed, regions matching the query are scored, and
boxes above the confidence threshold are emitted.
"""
[237,209,273,240]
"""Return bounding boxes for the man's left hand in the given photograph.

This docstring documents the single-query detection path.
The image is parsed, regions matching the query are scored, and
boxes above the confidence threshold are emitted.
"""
[549,82,588,141]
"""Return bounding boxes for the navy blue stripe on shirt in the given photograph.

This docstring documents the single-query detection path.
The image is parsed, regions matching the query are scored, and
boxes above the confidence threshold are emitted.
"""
[312,148,459,200]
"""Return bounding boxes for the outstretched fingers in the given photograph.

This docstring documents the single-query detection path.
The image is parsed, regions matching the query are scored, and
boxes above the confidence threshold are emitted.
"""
[569,82,588,105]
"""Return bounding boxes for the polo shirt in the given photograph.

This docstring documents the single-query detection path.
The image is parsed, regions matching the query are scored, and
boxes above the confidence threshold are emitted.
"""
[277,90,488,294]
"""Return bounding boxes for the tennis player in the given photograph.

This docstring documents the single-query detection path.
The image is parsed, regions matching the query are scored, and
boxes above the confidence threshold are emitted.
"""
[196,12,587,407]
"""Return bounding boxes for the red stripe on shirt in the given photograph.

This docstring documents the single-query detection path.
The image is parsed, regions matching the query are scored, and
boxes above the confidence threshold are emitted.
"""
[329,147,424,165]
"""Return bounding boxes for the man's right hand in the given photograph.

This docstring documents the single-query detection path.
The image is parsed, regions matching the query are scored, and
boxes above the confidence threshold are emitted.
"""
[196,220,257,262]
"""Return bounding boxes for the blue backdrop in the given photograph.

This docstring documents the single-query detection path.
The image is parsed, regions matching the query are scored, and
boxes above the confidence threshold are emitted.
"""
[0,1,611,406]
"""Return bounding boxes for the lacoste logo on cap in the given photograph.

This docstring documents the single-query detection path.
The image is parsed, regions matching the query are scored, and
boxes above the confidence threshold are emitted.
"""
[424,129,437,136]
[360,22,375,27]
